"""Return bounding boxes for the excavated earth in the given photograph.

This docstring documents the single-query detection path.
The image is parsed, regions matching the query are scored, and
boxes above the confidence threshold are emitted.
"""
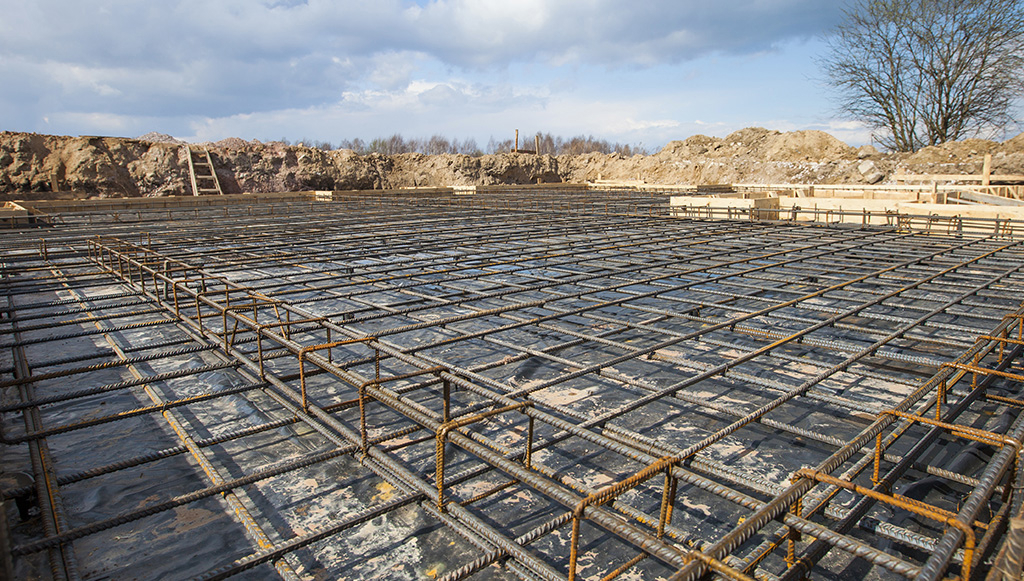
[2,128,1024,199]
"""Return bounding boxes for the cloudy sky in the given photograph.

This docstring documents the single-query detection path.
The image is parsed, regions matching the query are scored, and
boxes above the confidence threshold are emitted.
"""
[0,1,872,148]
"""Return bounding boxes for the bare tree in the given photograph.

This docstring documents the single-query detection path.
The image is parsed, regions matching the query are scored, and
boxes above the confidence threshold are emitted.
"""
[822,0,1024,151]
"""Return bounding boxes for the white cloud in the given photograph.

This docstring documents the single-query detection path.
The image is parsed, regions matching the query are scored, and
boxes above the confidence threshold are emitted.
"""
[367,52,424,90]
[397,1,843,67]
[49,64,123,97]
[0,0,852,144]
[51,111,140,135]
[181,81,685,147]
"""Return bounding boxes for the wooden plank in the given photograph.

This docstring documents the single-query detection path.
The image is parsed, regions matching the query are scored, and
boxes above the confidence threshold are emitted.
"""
[184,146,201,196]
[17,192,316,213]
[203,150,224,195]
[955,190,1024,207]
[894,172,1024,183]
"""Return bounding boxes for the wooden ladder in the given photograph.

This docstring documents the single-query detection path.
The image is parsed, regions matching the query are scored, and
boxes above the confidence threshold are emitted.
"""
[184,146,224,196]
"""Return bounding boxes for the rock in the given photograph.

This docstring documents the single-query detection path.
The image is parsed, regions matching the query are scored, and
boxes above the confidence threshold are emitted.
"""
[856,145,878,159]
[864,171,885,184]
[856,158,888,182]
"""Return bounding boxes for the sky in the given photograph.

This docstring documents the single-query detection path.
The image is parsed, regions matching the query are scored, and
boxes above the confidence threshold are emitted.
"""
[0,1,875,149]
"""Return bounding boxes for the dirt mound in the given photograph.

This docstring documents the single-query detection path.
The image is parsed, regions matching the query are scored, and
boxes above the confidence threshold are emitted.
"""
[596,128,862,186]
[658,128,855,163]
[762,130,855,162]
[1002,132,1024,154]
[0,132,188,196]
[137,132,185,144]
[388,152,560,187]
[208,143,390,192]
[208,137,252,150]
[658,134,723,158]
[904,138,1000,164]
[3,128,1020,198]
[720,127,776,157]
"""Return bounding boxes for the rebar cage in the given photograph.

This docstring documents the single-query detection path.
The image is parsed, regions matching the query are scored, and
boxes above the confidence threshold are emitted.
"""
[2,190,1024,581]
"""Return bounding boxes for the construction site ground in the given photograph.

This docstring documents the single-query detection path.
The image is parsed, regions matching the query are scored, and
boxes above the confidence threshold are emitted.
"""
[2,188,1024,581]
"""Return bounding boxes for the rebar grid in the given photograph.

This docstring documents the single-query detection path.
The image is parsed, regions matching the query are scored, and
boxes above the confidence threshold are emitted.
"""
[2,190,1024,581]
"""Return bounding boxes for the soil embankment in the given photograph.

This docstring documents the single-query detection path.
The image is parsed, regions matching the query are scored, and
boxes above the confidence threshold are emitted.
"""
[2,128,1023,199]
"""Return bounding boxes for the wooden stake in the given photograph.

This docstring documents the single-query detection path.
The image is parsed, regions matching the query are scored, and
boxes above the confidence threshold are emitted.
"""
[982,153,992,186]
